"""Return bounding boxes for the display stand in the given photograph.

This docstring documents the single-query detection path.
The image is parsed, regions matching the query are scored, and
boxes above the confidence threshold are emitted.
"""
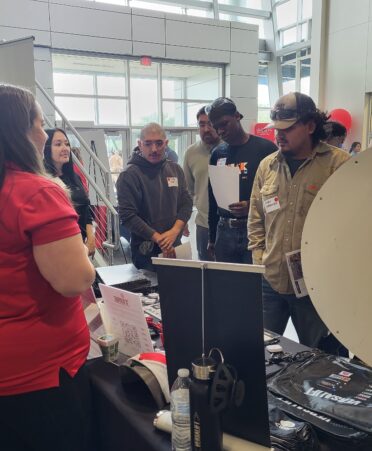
[153,258,271,448]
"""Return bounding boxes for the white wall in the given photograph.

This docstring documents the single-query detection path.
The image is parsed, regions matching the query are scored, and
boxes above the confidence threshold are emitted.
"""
[322,0,372,147]
[0,0,259,128]
[0,37,36,93]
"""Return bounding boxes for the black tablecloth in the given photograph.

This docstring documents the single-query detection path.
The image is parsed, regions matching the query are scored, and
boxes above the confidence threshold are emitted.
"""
[87,336,310,451]
[87,358,171,451]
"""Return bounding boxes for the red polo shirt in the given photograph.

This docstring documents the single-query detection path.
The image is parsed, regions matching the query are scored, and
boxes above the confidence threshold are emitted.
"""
[0,165,90,395]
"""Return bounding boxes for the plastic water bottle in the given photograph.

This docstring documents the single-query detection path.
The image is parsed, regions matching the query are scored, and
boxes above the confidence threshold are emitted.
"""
[171,368,191,451]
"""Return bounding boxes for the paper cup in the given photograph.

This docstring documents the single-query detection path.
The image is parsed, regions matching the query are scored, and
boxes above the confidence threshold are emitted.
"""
[97,334,119,362]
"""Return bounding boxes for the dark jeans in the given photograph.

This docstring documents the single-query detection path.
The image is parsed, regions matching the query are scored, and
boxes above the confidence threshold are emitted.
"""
[131,237,181,271]
[131,242,161,271]
[196,225,212,261]
[0,366,93,451]
[215,220,252,264]
[262,278,328,348]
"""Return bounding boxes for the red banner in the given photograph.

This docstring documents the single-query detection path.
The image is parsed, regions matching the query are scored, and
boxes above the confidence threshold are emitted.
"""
[251,123,276,143]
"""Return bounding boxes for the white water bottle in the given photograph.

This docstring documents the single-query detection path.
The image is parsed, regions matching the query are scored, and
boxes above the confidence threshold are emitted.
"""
[171,368,191,451]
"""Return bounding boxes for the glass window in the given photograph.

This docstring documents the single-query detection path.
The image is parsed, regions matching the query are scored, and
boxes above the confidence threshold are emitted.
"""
[162,101,184,127]
[282,27,297,46]
[53,73,94,95]
[162,78,185,100]
[301,22,309,41]
[281,63,296,94]
[131,129,141,150]
[258,64,270,108]
[218,0,263,7]
[105,133,125,187]
[97,75,126,96]
[129,0,183,13]
[162,64,220,101]
[130,61,159,126]
[55,96,96,122]
[53,53,223,131]
[302,0,312,20]
[258,109,271,122]
[53,53,125,78]
[300,57,311,95]
[186,68,220,100]
[98,99,128,125]
[300,48,311,57]
[280,51,311,96]
[166,132,189,166]
[187,103,205,127]
[185,8,213,19]
[282,52,297,63]
[162,101,204,127]
[276,0,298,29]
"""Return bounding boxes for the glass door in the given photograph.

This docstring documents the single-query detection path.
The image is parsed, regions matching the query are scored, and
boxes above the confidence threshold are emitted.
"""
[104,129,130,188]
[166,130,195,166]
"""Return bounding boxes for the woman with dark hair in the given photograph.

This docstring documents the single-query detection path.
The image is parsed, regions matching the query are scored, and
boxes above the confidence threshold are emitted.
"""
[0,84,95,450]
[44,128,95,256]
[349,141,361,156]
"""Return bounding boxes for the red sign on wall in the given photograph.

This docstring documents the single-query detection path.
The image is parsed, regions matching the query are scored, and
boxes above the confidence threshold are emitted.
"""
[251,123,276,143]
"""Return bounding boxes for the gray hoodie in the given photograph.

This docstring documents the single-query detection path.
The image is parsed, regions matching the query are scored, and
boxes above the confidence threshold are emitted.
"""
[116,152,192,249]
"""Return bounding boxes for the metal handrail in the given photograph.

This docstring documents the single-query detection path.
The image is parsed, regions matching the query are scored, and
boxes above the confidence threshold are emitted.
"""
[35,79,121,260]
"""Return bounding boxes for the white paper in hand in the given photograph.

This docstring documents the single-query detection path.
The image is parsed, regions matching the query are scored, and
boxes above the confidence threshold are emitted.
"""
[209,164,240,210]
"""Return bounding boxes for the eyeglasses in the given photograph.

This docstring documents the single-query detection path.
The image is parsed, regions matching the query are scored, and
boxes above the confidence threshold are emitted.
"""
[270,108,298,121]
[141,140,165,148]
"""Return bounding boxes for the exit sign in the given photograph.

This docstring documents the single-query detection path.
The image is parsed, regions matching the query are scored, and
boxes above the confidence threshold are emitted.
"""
[140,56,152,66]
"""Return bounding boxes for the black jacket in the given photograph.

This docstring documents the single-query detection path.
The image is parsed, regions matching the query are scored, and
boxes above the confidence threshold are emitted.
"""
[116,153,192,249]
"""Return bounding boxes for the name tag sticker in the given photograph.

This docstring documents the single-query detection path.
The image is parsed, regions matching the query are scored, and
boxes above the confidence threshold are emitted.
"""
[263,196,280,213]
[167,177,178,187]
[217,158,227,166]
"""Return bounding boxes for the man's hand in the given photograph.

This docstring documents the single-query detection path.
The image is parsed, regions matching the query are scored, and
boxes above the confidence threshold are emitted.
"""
[157,220,185,251]
[182,223,190,237]
[152,231,163,244]
[228,200,249,217]
[157,228,180,251]
[207,241,216,261]
[163,247,176,259]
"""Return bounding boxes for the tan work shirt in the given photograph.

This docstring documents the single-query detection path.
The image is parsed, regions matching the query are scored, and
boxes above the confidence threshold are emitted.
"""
[183,140,218,229]
[248,142,350,294]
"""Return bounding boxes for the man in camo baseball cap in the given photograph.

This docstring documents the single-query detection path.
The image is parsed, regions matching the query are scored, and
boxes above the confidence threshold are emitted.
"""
[268,92,317,130]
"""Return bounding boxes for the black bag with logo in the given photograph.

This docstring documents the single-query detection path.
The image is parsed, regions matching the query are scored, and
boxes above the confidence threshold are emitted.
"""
[267,392,319,450]
[268,352,372,450]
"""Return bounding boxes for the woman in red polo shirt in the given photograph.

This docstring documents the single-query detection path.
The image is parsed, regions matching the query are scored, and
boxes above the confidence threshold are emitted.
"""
[0,85,96,451]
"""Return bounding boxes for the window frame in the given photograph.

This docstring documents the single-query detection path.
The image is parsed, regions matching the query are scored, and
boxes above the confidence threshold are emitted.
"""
[52,52,224,129]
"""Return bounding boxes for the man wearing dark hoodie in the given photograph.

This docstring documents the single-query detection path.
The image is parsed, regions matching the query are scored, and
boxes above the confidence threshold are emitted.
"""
[116,123,192,270]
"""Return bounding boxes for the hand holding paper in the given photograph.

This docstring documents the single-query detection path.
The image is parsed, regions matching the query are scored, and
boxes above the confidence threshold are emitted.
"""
[158,241,192,260]
[228,200,249,217]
